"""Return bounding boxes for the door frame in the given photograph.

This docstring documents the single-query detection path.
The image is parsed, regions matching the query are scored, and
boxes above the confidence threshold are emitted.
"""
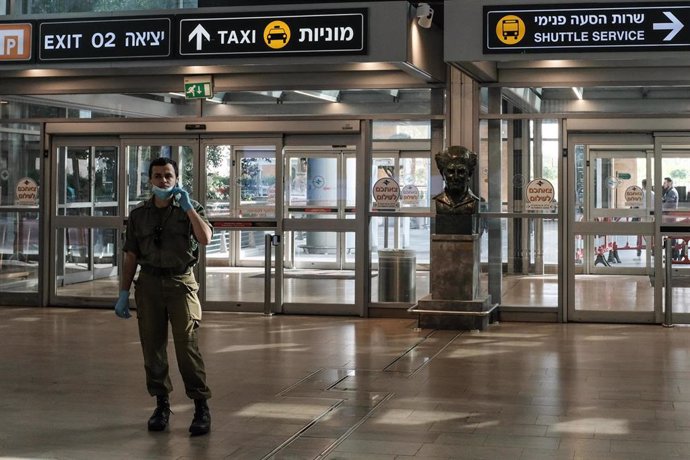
[584,148,653,276]
[200,139,281,268]
[44,119,367,315]
[283,148,355,270]
[281,133,364,315]
[49,136,123,304]
[654,134,690,325]
[566,131,657,323]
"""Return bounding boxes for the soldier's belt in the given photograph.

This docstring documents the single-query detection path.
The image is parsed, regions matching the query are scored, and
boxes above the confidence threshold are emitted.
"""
[140,265,191,276]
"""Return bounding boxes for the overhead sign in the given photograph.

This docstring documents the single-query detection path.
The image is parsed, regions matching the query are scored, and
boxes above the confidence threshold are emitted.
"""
[179,11,366,57]
[38,18,171,61]
[184,75,213,99]
[485,3,690,53]
[525,178,555,211]
[0,23,32,61]
[372,177,400,210]
[3,10,367,64]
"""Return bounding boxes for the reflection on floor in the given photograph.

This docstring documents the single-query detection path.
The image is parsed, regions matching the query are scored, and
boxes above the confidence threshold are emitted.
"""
[5,308,690,459]
[30,268,690,314]
[501,275,559,308]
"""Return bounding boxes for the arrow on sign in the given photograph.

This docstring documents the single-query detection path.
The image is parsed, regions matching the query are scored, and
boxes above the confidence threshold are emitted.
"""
[188,24,211,51]
[654,11,684,41]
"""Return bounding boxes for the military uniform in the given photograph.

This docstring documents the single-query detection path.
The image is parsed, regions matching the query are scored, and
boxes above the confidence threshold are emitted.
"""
[124,196,212,401]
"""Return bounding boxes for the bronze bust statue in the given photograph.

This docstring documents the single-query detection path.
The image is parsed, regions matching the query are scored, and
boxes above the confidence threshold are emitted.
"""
[433,146,479,215]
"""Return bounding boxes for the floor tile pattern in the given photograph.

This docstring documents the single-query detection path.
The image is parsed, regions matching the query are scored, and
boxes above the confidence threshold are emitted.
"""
[2,308,690,459]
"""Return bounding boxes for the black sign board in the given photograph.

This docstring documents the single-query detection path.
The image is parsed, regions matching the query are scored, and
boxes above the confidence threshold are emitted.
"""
[38,18,171,61]
[179,10,366,57]
[485,3,690,53]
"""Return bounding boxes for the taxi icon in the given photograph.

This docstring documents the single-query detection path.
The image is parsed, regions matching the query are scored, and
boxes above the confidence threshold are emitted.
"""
[267,25,288,44]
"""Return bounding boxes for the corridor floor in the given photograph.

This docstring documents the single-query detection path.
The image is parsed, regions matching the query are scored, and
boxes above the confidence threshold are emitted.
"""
[3,307,690,459]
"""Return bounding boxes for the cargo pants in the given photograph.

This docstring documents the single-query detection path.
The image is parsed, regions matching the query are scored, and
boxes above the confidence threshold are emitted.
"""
[134,270,212,400]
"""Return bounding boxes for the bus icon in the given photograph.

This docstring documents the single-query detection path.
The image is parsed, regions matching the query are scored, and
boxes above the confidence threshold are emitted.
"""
[501,19,520,39]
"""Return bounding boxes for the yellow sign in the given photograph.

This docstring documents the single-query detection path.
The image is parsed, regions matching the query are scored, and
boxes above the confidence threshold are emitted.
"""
[496,15,525,45]
[263,21,291,49]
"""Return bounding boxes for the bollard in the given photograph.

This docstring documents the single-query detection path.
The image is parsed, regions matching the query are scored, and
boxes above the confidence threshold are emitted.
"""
[264,234,273,316]
[663,237,674,328]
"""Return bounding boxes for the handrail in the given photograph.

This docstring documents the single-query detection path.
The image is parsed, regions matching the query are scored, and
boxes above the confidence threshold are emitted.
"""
[407,303,499,317]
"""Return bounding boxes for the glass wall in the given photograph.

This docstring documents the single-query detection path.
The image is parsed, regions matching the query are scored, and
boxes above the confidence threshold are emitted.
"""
[369,123,433,305]
[479,116,561,310]
[0,123,41,297]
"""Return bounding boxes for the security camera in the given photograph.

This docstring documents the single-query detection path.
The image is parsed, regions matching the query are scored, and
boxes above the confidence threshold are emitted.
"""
[416,2,434,28]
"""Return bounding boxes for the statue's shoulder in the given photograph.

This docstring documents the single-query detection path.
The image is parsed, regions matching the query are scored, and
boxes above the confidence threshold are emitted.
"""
[432,192,452,205]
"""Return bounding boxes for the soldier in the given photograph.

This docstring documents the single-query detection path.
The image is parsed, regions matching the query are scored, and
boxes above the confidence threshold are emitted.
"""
[114,157,213,436]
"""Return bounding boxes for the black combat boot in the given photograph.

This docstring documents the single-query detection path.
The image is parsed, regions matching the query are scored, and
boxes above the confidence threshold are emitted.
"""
[147,395,171,431]
[189,399,211,436]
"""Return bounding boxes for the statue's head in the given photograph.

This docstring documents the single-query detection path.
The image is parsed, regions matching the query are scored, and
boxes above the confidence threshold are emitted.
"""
[435,146,477,192]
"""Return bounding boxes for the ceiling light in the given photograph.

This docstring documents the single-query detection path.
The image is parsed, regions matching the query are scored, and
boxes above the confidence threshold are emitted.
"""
[572,87,584,100]
[293,90,339,102]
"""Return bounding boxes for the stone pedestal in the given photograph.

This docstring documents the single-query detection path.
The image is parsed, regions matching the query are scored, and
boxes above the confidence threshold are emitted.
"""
[415,233,495,331]
[431,234,479,300]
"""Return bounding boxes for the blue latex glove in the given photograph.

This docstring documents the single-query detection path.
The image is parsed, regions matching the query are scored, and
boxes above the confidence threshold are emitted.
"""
[114,290,131,319]
[172,186,193,212]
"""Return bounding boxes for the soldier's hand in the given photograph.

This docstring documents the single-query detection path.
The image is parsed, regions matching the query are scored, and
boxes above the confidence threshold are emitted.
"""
[172,186,193,212]
[114,290,131,319]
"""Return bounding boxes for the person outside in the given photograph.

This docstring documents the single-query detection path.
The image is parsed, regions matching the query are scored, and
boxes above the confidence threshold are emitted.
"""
[114,157,213,436]
[662,177,679,210]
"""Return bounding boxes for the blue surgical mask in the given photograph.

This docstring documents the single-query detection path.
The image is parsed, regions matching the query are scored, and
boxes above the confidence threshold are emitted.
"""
[151,185,174,199]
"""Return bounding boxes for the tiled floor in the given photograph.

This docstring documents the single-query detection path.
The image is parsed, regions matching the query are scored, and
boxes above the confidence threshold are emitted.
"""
[4,307,690,459]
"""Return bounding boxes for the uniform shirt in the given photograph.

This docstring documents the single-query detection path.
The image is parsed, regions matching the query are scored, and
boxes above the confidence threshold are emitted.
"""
[124,196,212,269]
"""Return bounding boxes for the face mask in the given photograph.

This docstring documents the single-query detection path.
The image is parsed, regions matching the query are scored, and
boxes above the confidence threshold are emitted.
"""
[151,185,174,199]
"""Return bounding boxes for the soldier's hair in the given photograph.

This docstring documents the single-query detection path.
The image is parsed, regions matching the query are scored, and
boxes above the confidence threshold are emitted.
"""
[435,146,478,173]
[148,157,179,179]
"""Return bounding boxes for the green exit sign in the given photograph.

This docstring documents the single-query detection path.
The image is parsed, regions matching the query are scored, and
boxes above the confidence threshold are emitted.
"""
[184,82,212,99]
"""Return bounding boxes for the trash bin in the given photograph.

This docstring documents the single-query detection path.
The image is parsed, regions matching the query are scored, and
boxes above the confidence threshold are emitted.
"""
[378,249,416,302]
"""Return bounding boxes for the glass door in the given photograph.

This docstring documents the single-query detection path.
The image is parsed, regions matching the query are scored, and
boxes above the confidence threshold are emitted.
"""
[52,140,121,300]
[282,137,359,314]
[203,140,280,309]
[655,137,690,323]
[568,134,656,322]
[285,149,354,270]
[50,137,199,305]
